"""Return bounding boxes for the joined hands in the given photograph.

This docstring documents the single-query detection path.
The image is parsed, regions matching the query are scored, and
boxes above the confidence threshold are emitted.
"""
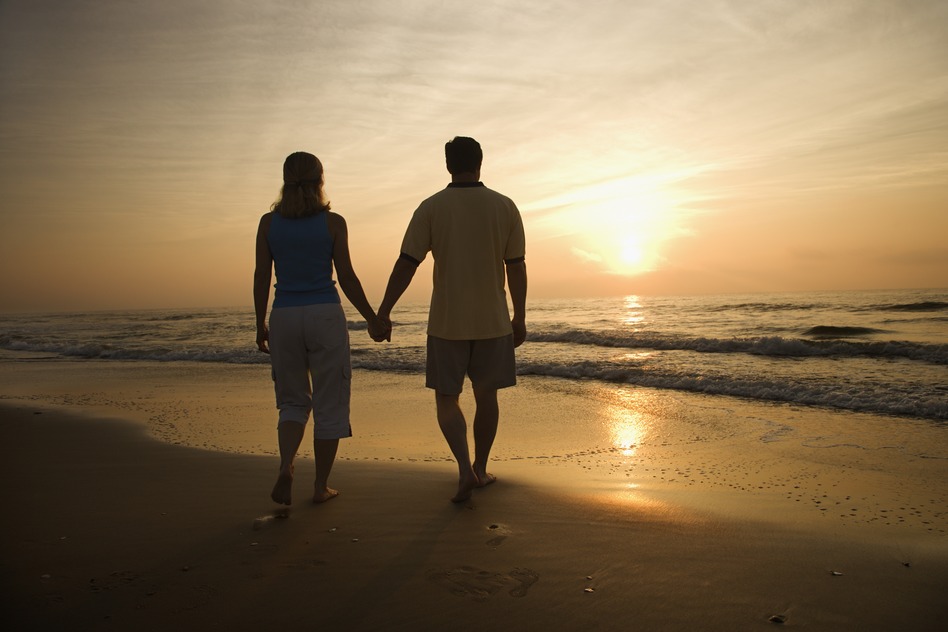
[368,314,392,342]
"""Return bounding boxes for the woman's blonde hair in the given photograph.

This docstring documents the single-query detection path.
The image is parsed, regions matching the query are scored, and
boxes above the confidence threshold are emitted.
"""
[271,152,331,218]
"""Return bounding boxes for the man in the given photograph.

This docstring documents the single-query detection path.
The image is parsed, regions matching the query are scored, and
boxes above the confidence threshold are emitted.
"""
[377,136,527,503]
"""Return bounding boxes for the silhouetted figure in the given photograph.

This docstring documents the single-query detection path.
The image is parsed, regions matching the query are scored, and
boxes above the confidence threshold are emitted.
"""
[378,137,527,502]
[254,152,388,505]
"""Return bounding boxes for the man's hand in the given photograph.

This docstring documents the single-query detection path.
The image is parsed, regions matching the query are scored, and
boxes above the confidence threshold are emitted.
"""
[379,315,393,342]
[256,324,270,354]
[511,317,526,348]
[368,314,392,342]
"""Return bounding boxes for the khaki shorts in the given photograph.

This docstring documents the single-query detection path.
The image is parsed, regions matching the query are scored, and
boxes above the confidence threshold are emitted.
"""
[426,334,517,395]
[269,303,352,439]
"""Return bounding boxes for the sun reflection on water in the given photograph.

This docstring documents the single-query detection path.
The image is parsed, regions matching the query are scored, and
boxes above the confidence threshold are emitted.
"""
[622,294,645,328]
[621,351,655,362]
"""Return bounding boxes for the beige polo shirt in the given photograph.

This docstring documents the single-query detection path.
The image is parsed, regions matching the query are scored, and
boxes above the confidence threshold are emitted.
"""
[400,183,525,340]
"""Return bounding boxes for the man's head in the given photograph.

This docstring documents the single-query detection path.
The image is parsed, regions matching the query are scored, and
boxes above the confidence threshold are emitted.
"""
[445,136,483,176]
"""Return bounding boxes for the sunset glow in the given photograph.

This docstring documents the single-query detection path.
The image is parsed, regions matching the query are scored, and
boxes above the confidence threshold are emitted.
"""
[1,1,945,311]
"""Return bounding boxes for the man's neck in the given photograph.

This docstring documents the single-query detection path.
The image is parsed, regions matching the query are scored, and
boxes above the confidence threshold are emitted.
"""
[451,171,480,184]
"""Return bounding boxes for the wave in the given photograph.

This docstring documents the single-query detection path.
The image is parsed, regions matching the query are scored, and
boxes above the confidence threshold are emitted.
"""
[527,329,948,364]
[802,325,885,338]
[882,316,948,324]
[706,302,826,313]
[514,360,948,421]
[704,300,948,314]
[4,338,945,421]
[1,339,268,365]
[876,301,948,312]
[5,324,945,368]
[146,313,199,321]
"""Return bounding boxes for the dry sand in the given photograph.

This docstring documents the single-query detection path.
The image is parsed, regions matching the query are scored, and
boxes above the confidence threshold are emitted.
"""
[1,355,946,630]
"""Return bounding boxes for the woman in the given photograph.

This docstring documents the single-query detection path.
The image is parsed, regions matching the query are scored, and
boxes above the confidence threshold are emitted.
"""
[254,151,387,505]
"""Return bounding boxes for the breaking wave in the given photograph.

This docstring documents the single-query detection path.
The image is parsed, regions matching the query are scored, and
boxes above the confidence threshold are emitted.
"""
[527,328,947,365]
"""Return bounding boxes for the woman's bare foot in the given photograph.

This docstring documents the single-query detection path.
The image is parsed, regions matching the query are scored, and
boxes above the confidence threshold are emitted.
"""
[451,471,479,503]
[271,470,294,505]
[313,487,339,504]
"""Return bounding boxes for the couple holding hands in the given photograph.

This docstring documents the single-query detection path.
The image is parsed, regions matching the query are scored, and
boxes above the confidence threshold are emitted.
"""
[254,137,527,505]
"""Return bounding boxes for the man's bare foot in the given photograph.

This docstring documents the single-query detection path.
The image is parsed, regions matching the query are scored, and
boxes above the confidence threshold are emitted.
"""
[271,471,293,505]
[313,487,339,504]
[451,472,479,503]
[476,472,497,488]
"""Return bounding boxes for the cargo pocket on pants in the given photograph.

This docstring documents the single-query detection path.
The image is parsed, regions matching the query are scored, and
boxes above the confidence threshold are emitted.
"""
[340,363,351,405]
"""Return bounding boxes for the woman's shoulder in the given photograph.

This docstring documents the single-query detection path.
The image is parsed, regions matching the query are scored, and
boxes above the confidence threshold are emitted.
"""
[325,210,347,227]
[257,210,276,230]
[325,211,350,243]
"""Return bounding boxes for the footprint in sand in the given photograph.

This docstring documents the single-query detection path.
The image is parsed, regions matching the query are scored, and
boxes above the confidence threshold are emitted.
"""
[252,509,290,531]
[89,570,141,593]
[508,568,539,597]
[427,566,539,601]
[282,559,328,571]
[486,523,509,547]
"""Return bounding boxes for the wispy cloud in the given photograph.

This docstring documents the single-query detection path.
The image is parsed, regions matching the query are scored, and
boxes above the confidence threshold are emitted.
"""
[1,0,946,308]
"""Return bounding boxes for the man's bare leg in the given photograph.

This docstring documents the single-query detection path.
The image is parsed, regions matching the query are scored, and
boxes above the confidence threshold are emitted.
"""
[472,385,499,487]
[435,392,479,503]
[313,438,339,503]
[272,420,306,505]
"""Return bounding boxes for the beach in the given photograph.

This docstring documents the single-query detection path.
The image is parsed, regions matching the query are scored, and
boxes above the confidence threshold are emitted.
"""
[1,355,946,630]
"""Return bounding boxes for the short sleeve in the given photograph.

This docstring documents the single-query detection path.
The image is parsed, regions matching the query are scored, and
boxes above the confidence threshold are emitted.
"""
[503,205,526,261]
[399,205,431,263]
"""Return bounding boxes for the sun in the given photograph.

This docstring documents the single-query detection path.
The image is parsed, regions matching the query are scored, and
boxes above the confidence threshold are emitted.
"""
[588,178,683,276]
[619,237,645,267]
[537,168,693,277]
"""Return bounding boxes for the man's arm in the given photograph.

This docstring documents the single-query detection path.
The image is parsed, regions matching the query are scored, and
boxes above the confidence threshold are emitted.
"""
[377,255,420,335]
[505,260,527,347]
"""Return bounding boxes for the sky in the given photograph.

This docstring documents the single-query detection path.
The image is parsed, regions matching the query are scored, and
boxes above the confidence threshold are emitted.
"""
[1,0,946,312]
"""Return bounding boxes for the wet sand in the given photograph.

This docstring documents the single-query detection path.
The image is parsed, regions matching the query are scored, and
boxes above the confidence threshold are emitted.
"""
[1,356,946,630]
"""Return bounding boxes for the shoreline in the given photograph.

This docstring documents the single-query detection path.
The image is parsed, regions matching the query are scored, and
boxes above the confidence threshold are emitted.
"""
[2,356,947,628]
[2,353,945,534]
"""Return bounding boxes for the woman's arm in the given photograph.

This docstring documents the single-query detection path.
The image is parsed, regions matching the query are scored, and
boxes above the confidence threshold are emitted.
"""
[253,213,274,353]
[327,212,388,341]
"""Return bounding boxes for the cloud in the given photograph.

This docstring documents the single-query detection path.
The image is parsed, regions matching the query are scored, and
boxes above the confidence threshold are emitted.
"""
[572,247,603,264]
[2,0,947,309]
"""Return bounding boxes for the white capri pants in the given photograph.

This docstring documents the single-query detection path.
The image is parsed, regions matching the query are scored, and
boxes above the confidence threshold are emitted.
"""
[268,303,352,439]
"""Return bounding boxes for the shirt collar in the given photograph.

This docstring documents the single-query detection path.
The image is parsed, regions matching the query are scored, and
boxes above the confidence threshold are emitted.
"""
[447,181,485,188]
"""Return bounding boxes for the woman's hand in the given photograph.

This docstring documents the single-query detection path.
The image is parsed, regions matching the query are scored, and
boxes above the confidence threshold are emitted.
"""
[367,315,391,342]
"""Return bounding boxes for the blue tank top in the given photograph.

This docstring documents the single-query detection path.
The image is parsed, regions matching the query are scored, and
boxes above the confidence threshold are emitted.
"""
[267,212,340,308]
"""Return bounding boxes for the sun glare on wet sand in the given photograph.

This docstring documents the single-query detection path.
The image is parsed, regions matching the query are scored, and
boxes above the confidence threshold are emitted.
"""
[606,388,652,457]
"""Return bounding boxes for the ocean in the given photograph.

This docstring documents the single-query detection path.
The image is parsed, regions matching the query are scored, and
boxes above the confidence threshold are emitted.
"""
[2,288,945,423]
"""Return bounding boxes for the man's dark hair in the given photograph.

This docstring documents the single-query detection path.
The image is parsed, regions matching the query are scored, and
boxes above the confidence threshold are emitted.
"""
[445,136,483,175]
